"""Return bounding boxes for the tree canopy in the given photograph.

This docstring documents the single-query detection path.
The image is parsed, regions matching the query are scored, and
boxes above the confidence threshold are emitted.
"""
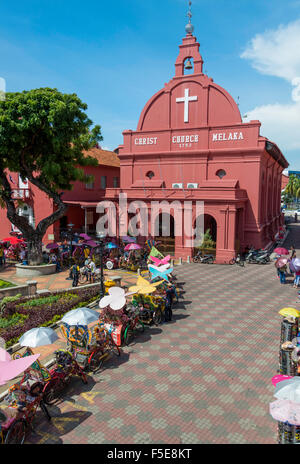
[0,87,103,264]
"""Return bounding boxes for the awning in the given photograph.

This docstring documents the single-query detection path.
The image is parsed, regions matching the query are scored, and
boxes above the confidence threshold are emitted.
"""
[64,201,99,207]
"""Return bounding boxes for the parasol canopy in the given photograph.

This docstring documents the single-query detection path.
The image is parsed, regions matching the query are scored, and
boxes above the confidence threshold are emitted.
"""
[271,374,293,386]
[1,237,25,245]
[293,258,300,270]
[129,276,163,295]
[278,307,300,319]
[122,236,137,243]
[124,243,141,251]
[105,242,118,250]
[46,243,59,250]
[61,307,99,326]
[0,347,40,386]
[274,377,300,403]
[275,257,288,268]
[269,399,300,425]
[19,327,59,348]
[79,233,91,240]
[274,247,289,255]
[99,287,135,310]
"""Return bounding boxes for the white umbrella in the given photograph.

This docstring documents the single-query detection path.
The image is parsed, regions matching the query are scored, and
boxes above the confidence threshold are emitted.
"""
[293,258,300,271]
[99,287,135,310]
[19,327,59,348]
[270,399,300,425]
[274,377,300,403]
[61,307,99,325]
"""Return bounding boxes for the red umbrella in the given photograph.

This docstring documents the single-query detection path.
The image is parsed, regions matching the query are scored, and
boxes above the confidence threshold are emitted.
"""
[1,237,25,245]
[274,247,289,255]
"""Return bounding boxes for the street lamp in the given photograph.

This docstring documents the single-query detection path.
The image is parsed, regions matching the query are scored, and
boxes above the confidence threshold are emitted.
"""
[67,223,74,256]
[96,232,106,298]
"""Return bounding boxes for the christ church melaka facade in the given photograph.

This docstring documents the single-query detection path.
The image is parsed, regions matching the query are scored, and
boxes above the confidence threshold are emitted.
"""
[104,31,288,263]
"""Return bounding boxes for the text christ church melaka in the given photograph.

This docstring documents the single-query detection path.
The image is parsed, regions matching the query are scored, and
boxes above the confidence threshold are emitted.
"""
[104,22,288,263]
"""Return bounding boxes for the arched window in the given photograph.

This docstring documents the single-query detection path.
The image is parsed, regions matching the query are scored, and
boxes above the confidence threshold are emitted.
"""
[216,169,226,179]
[146,171,155,179]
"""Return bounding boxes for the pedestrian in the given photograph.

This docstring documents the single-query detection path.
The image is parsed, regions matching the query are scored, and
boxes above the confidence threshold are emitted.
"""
[71,263,80,287]
[278,264,287,284]
[294,269,300,288]
[164,287,173,322]
[0,246,3,266]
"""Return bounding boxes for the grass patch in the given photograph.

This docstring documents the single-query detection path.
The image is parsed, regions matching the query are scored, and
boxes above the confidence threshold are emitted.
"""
[0,279,15,289]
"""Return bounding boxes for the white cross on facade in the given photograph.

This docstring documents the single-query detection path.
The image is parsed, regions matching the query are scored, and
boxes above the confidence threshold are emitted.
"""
[176,88,198,123]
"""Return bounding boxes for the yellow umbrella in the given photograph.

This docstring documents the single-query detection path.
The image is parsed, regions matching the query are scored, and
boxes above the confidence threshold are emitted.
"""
[279,308,300,318]
[129,276,164,295]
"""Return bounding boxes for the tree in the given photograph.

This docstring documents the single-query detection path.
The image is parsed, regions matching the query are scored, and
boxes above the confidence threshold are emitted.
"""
[0,88,102,265]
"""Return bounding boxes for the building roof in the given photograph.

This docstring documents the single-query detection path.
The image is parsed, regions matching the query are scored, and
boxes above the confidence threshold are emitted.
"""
[83,147,120,168]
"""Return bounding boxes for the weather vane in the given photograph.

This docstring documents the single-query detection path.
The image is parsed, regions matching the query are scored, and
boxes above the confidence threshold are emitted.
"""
[185,1,194,35]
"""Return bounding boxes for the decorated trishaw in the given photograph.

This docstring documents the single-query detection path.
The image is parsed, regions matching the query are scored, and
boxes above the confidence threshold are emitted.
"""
[60,306,121,373]
[0,346,51,444]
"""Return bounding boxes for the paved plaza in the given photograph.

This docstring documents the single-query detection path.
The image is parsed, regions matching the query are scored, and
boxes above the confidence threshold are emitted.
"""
[1,224,293,444]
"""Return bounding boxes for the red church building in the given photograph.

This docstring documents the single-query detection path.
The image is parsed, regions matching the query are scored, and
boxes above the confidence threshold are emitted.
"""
[103,23,289,263]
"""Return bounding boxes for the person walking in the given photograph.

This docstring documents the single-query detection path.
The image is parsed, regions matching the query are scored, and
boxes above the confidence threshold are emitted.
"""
[278,264,287,284]
[71,263,80,287]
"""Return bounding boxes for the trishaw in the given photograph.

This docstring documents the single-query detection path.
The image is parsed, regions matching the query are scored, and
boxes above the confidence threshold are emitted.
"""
[132,293,165,326]
[60,322,120,373]
[101,304,145,346]
[0,366,51,444]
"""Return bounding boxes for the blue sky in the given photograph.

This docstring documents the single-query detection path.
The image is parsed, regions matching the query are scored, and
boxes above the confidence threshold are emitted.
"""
[1,0,300,170]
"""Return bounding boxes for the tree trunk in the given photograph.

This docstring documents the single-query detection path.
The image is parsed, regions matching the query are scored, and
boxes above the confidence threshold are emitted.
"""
[24,232,43,266]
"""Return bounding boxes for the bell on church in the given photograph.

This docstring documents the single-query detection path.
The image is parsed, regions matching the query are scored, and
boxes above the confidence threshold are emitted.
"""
[185,59,193,70]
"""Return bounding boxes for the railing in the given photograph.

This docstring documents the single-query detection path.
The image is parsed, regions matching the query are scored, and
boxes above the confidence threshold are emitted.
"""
[11,189,31,200]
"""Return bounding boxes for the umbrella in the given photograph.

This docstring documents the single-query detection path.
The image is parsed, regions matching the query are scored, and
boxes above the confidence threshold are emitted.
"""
[270,399,300,425]
[293,258,300,270]
[290,259,297,273]
[99,287,134,310]
[271,375,293,386]
[46,243,59,250]
[1,237,24,245]
[105,242,118,250]
[61,307,99,326]
[19,327,59,348]
[124,243,141,251]
[274,247,289,255]
[274,377,300,403]
[79,233,91,240]
[275,257,288,268]
[0,347,40,386]
[278,308,300,319]
[122,236,137,243]
[84,240,98,248]
[129,276,164,295]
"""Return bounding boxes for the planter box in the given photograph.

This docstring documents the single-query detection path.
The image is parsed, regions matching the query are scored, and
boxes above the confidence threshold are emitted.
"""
[0,281,37,300]
[15,263,56,277]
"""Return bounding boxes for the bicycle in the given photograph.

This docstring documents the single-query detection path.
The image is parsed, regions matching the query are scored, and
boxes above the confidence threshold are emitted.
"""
[123,306,145,346]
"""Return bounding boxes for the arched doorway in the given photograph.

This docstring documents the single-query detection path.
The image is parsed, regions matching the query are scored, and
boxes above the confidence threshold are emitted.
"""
[154,213,175,254]
[193,214,217,257]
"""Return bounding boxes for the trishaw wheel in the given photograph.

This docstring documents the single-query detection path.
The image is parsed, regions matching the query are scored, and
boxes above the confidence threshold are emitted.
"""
[78,275,88,284]
[4,419,26,444]
[43,379,61,405]
[109,335,121,356]
[153,309,162,325]
[124,327,134,346]
[106,260,114,270]
[89,351,104,373]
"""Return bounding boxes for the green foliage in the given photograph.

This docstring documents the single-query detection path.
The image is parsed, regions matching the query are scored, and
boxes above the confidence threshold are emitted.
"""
[0,313,27,329]
[0,279,15,289]
[0,293,22,315]
[198,228,216,249]
[0,88,102,191]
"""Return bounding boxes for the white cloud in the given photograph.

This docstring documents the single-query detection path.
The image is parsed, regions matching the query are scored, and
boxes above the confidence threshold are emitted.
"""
[241,19,300,153]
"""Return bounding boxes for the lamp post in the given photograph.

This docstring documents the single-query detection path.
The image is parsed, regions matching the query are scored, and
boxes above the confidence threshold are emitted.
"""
[97,232,105,298]
[67,223,74,257]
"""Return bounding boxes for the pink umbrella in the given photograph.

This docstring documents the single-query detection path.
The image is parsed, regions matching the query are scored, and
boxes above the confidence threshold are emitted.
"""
[272,374,292,386]
[79,233,91,240]
[275,257,288,268]
[0,347,40,385]
[124,243,142,251]
[274,247,289,255]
